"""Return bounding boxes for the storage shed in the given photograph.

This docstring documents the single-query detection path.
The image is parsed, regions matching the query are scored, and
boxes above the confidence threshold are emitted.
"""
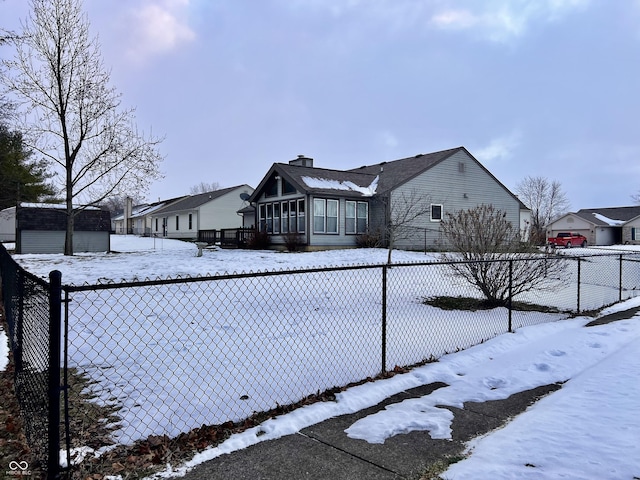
[11,203,111,254]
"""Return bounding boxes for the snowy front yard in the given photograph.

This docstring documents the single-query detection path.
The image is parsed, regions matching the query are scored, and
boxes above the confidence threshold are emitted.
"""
[10,236,576,445]
[3,236,640,478]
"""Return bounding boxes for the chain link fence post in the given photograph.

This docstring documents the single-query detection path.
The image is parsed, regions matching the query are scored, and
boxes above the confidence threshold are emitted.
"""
[508,259,513,332]
[576,257,581,314]
[619,254,623,302]
[48,270,62,480]
[381,264,387,375]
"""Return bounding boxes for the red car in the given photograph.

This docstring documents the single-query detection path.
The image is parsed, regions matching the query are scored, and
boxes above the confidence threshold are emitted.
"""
[548,232,588,248]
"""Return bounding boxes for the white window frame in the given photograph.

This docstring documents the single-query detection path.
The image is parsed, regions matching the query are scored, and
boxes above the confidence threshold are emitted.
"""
[273,203,281,234]
[346,200,368,234]
[281,201,289,234]
[297,199,305,233]
[430,204,443,222]
[313,198,339,234]
[313,198,326,233]
[266,204,273,233]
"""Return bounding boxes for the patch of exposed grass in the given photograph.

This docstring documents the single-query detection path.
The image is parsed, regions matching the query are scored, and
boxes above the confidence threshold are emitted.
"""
[63,368,121,451]
[419,454,467,479]
[423,296,564,313]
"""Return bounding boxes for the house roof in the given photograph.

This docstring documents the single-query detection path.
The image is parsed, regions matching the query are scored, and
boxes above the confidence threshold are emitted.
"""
[573,206,640,226]
[151,185,252,215]
[347,147,462,194]
[111,195,188,221]
[250,146,529,210]
[248,163,378,202]
[237,205,254,213]
[282,164,378,197]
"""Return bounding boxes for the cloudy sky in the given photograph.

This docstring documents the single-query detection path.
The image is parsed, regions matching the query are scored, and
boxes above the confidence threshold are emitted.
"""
[2,0,639,209]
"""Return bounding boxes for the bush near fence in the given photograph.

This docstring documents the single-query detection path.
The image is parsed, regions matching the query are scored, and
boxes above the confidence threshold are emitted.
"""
[2,243,640,478]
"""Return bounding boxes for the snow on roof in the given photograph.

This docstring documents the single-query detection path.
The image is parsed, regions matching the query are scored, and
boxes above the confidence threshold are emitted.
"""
[301,175,378,197]
[20,202,100,210]
[592,213,625,226]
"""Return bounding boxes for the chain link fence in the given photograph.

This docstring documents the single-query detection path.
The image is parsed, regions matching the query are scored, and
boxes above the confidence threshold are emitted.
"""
[0,243,61,479]
[61,251,640,450]
[2,245,640,478]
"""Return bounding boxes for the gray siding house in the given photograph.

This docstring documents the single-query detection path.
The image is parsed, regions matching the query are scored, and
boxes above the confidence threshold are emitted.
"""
[249,147,530,251]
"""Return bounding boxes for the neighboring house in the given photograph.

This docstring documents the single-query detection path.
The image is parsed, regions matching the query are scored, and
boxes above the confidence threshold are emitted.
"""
[112,196,186,235]
[0,203,111,254]
[0,206,16,242]
[546,206,640,246]
[248,147,530,251]
[150,185,254,240]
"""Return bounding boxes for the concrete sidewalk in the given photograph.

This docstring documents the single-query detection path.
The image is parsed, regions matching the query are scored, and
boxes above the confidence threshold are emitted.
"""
[180,308,635,480]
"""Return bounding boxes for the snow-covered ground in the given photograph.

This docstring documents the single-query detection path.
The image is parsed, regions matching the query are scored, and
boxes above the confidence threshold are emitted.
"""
[147,299,640,480]
[10,237,572,444]
[11,235,437,282]
[3,236,640,477]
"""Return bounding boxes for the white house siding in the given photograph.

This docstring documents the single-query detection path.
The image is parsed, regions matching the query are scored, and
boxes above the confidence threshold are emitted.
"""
[161,211,198,240]
[520,209,532,238]
[198,189,250,230]
[132,217,149,236]
[391,150,522,250]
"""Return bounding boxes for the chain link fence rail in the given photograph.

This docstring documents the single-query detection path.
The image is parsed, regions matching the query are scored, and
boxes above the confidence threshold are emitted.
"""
[0,243,62,479]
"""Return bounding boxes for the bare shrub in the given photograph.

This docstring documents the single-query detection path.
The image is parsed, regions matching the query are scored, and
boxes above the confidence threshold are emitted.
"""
[440,204,568,306]
[247,229,270,250]
[283,231,304,252]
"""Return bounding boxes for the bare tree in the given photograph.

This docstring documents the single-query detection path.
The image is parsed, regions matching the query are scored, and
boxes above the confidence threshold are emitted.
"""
[376,189,432,263]
[1,0,163,254]
[190,181,220,194]
[515,176,570,244]
[441,204,567,306]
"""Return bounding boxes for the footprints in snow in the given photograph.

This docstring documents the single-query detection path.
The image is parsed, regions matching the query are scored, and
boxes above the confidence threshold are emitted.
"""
[547,349,566,357]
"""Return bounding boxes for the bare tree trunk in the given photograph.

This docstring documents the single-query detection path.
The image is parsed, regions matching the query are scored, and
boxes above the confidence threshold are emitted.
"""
[64,206,74,256]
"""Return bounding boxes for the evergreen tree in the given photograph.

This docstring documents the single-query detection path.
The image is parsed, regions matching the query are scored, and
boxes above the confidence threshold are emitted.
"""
[0,123,56,210]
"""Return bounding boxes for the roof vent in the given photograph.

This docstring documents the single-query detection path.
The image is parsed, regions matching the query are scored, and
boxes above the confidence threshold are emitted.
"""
[289,155,314,167]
